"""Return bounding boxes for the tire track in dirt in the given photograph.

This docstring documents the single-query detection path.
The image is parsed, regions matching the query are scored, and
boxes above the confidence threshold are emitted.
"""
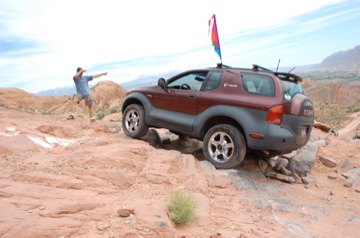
[338,112,360,136]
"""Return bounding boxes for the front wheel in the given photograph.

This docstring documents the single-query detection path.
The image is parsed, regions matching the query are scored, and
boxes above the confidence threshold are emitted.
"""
[122,104,149,138]
[203,124,246,169]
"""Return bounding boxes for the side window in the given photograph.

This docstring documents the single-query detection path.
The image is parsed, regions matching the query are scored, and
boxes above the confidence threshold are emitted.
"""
[241,73,275,97]
[203,71,222,91]
[167,71,208,91]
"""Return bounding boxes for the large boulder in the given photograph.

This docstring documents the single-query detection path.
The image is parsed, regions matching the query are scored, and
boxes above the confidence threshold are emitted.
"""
[288,142,319,175]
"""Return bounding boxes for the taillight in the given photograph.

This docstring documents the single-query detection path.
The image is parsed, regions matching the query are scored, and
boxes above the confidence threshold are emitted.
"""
[267,105,283,125]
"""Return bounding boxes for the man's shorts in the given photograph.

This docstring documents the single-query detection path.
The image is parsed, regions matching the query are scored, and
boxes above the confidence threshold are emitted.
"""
[73,94,92,106]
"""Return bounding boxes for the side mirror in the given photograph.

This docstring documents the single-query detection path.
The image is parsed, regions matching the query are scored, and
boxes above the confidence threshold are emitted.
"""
[158,78,167,89]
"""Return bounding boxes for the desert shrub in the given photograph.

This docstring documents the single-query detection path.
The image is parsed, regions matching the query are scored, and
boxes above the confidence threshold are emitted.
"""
[110,108,118,114]
[0,103,8,108]
[167,190,197,225]
[96,113,105,120]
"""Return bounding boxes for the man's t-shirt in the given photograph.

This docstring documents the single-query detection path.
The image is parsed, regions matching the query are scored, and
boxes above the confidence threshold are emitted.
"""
[74,75,93,96]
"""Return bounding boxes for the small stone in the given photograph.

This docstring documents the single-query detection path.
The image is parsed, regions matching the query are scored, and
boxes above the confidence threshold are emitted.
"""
[280,166,292,176]
[265,171,295,183]
[342,168,360,179]
[339,159,351,169]
[355,189,360,193]
[330,191,335,195]
[319,156,337,168]
[291,173,303,184]
[274,158,289,171]
[302,176,316,185]
[258,159,268,172]
[327,175,337,180]
[266,156,279,168]
[97,224,109,231]
[344,176,359,188]
[117,209,134,217]
[39,206,46,210]
[304,184,312,189]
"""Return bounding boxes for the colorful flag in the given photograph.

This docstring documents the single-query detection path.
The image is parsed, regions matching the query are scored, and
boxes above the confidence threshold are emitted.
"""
[208,14,222,62]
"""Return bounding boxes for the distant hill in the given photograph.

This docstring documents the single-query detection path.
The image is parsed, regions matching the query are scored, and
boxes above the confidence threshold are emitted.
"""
[36,85,78,96]
[317,45,360,68]
[295,45,360,82]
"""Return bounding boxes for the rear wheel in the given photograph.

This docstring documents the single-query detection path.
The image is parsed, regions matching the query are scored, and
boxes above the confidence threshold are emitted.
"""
[203,124,246,169]
[122,104,148,138]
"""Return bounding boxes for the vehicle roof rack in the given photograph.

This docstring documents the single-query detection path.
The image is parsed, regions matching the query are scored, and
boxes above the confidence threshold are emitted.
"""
[211,63,303,82]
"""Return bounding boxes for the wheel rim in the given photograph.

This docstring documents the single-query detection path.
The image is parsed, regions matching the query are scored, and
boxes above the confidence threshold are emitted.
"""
[207,131,234,163]
[124,109,140,133]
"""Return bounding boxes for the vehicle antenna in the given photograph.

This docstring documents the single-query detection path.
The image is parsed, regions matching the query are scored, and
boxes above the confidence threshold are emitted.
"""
[289,67,295,73]
[276,59,280,72]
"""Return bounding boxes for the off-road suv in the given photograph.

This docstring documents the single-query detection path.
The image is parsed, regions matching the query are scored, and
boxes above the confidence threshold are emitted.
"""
[121,64,314,169]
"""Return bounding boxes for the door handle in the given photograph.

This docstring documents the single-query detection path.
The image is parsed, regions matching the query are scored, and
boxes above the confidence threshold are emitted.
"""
[189,94,196,99]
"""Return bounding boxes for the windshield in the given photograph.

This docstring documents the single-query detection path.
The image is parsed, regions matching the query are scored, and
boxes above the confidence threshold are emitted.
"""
[281,80,305,100]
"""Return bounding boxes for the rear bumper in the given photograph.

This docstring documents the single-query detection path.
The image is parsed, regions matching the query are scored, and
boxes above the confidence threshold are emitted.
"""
[248,114,313,152]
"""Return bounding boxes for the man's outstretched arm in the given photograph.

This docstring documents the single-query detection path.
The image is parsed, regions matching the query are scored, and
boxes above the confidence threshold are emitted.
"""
[93,72,108,79]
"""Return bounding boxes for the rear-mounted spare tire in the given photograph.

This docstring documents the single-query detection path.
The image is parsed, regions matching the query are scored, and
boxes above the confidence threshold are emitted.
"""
[203,124,247,169]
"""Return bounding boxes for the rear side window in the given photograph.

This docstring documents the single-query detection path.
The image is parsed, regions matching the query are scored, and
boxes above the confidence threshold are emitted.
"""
[281,81,305,99]
[241,73,275,97]
[203,71,222,91]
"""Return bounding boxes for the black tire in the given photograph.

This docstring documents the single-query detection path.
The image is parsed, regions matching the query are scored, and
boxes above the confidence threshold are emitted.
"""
[122,104,149,138]
[203,124,246,169]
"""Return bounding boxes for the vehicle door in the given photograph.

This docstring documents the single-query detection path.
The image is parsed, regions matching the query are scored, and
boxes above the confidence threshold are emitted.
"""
[148,70,209,131]
[152,70,209,114]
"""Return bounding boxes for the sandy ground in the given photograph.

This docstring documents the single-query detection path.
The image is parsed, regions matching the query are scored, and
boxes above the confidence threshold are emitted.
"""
[0,107,359,238]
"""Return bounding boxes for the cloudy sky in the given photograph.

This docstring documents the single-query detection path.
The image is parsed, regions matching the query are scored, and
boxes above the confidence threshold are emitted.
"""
[0,0,359,93]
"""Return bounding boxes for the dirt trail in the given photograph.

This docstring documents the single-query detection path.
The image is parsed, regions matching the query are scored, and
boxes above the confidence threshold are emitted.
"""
[338,112,360,136]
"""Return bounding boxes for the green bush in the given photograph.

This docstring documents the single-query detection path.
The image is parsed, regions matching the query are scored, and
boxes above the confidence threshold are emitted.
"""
[96,113,105,120]
[167,190,197,225]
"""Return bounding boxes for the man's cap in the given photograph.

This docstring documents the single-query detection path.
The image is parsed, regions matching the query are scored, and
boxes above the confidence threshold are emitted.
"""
[77,67,82,72]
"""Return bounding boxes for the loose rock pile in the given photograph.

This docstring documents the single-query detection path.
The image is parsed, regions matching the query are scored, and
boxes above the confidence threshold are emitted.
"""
[143,129,359,193]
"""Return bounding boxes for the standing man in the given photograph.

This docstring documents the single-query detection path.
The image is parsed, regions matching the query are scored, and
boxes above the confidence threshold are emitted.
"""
[67,67,108,122]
